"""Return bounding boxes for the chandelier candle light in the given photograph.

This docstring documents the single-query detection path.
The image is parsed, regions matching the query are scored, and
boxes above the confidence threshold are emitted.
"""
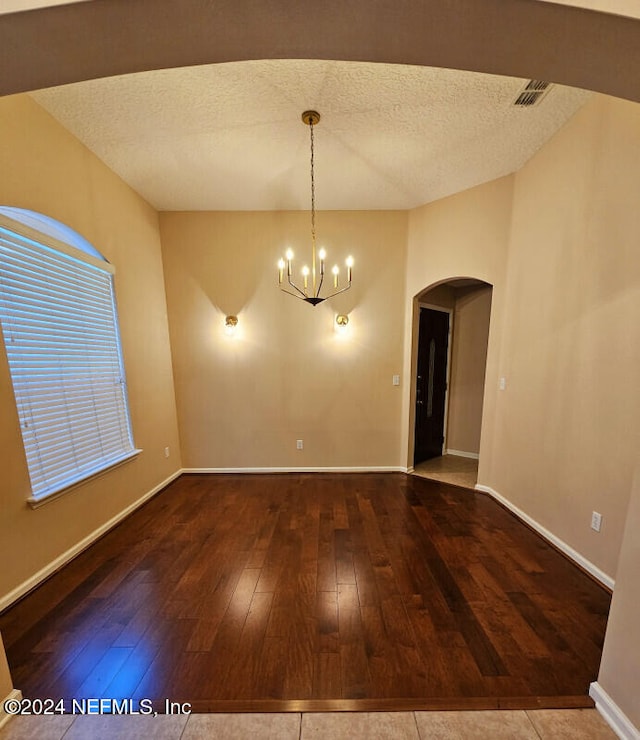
[278,111,353,306]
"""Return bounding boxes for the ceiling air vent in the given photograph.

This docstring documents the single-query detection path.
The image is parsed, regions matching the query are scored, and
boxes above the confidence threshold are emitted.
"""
[514,80,553,107]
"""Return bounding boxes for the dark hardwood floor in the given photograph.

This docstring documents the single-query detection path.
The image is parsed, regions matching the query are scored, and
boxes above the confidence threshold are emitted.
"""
[0,473,611,712]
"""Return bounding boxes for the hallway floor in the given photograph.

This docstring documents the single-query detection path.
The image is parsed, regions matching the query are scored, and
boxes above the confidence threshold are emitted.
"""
[412,454,479,490]
[0,707,616,739]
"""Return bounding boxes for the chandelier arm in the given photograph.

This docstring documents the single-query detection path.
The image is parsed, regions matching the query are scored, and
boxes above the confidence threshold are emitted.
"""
[314,271,325,299]
[319,283,352,301]
[280,287,308,300]
[286,275,309,299]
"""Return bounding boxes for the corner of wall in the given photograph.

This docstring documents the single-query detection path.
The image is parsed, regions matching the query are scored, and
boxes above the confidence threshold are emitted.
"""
[0,632,19,731]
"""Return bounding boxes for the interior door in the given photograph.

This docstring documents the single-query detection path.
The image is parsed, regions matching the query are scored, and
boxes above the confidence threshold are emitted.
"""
[414,307,450,465]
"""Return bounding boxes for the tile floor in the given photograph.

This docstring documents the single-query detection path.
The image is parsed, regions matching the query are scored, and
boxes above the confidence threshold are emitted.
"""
[0,709,617,739]
[412,453,478,489]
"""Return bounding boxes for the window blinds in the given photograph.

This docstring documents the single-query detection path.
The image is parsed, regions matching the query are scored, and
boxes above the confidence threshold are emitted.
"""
[0,223,135,502]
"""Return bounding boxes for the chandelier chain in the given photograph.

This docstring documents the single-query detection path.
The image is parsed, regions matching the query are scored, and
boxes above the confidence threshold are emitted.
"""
[310,119,316,249]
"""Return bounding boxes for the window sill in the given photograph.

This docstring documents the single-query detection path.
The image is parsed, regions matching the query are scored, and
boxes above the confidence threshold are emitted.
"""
[27,449,143,509]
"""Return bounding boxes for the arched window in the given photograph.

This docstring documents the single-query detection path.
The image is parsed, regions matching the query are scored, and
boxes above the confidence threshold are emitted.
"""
[0,208,137,505]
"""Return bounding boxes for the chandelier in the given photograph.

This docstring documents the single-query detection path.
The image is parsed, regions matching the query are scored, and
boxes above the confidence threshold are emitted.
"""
[278,111,353,306]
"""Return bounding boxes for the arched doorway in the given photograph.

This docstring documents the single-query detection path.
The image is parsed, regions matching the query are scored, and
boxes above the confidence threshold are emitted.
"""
[410,277,492,488]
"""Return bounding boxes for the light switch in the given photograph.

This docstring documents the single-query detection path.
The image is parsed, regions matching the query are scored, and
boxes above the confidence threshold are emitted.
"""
[499,377,507,391]
[392,375,400,386]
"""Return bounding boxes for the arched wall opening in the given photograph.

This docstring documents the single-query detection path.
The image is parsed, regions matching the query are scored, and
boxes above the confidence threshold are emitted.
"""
[1,1,639,103]
[408,277,493,482]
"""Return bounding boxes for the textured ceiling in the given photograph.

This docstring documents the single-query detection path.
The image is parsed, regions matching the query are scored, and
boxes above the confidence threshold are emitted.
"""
[30,60,591,211]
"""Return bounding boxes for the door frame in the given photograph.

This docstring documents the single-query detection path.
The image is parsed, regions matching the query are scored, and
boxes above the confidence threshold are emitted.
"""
[406,277,494,475]
[416,302,453,461]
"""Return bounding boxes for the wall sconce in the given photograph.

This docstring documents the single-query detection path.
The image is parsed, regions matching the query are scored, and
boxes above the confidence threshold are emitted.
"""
[225,315,238,336]
[335,314,349,335]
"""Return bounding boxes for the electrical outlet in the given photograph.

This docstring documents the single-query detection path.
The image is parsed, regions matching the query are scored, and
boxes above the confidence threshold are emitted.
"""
[296,439,303,450]
[164,446,170,458]
[591,511,602,532]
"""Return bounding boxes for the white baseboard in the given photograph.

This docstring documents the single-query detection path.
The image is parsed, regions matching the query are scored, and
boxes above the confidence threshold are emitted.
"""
[0,689,22,730]
[0,469,183,612]
[590,682,640,739]
[445,449,480,460]
[183,466,408,474]
[475,484,614,590]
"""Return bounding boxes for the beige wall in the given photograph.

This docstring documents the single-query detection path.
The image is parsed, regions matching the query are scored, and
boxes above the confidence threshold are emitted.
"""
[447,286,492,455]
[0,633,12,702]
[419,284,456,310]
[489,94,640,579]
[596,462,640,729]
[160,210,407,469]
[403,175,514,468]
[0,95,181,602]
